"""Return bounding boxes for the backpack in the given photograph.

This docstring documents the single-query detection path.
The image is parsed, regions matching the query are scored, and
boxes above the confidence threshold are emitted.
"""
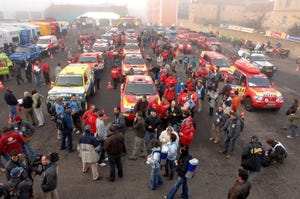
[56,113,66,131]
[36,95,41,108]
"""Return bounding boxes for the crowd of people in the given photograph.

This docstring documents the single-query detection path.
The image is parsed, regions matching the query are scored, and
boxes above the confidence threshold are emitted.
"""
[0,24,298,198]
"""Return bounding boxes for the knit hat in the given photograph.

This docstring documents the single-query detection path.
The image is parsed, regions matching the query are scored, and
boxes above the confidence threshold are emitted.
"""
[10,167,23,178]
[14,115,22,122]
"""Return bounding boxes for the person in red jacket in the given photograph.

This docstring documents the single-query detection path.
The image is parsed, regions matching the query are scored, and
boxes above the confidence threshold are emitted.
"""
[160,96,170,129]
[110,67,120,89]
[186,77,194,91]
[160,67,168,84]
[164,84,176,103]
[165,73,177,89]
[148,96,161,115]
[179,117,195,149]
[81,105,96,126]
[85,108,98,134]
[178,89,189,107]
[161,50,169,63]
[0,126,24,155]
[41,60,51,85]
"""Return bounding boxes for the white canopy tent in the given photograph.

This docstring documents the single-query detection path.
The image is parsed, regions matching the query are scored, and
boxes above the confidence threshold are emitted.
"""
[77,12,120,26]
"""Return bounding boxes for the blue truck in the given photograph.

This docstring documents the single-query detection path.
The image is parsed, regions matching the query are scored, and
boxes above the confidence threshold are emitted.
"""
[9,45,41,62]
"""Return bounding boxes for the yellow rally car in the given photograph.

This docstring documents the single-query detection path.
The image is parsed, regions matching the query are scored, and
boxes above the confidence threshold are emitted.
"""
[0,53,13,76]
[46,64,95,114]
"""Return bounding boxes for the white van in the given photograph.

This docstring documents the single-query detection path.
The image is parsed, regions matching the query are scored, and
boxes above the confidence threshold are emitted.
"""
[37,35,59,56]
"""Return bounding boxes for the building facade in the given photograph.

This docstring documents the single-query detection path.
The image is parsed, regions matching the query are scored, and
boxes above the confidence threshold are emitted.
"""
[147,0,178,26]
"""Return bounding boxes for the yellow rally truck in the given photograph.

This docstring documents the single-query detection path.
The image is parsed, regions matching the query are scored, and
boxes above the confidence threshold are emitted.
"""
[30,22,51,36]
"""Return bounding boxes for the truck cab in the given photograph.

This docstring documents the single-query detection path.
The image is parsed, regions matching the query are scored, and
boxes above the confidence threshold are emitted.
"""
[226,60,284,111]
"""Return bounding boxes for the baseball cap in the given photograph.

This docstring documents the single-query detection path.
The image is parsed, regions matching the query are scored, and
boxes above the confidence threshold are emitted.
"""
[10,167,23,178]
[14,115,22,122]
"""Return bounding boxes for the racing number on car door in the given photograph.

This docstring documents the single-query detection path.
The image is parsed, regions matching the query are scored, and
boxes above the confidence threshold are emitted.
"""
[236,86,245,95]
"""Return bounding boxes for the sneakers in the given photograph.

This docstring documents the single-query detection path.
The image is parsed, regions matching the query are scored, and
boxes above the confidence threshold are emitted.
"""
[213,140,219,144]
[287,135,295,139]
[97,162,107,167]
[104,157,109,161]
[225,155,230,159]
[75,130,81,134]
[209,137,214,142]
[128,156,137,160]
[218,150,225,154]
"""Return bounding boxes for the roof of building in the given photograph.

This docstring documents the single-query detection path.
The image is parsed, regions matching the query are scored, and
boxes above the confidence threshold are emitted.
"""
[77,12,120,20]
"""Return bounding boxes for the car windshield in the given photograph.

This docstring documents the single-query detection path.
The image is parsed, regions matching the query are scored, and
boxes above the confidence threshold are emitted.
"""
[102,35,111,40]
[206,37,219,42]
[37,39,50,45]
[178,39,189,44]
[124,57,144,65]
[248,76,270,87]
[251,54,267,61]
[79,56,97,63]
[212,58,230,67]
[126,29,135,34]
[126,39,138,43]
[125,82,156,95]
[125,45,139,50]
[93,46,106,52]
[15,47,32,53]
[55,75,83,86]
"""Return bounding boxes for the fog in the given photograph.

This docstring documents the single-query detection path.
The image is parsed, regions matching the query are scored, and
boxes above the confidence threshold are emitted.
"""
[0,0,147,20]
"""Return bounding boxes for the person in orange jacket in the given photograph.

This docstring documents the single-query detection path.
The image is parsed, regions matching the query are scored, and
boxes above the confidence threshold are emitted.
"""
[231,90,241,113]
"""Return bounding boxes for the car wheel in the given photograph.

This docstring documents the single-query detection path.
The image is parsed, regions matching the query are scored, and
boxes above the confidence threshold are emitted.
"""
[245,97,254,112]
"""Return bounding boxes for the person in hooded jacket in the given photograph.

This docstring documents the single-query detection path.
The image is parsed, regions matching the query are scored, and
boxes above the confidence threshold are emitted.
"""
[179,117,195,150]
[241,136,265,182]
[78,125,101,181]
[4,167,33,199]
[21,91,37,126]
[167,101,182,133]
[209,105,227,144]
[147,139,163,190]
[164,147,193,199]
[159,126,179,148]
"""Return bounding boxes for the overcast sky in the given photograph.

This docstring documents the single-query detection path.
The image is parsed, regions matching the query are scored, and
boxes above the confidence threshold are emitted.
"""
[1,0,147,19]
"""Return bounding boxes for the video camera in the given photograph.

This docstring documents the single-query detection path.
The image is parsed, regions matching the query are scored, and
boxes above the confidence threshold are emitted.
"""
[31,152,59,169]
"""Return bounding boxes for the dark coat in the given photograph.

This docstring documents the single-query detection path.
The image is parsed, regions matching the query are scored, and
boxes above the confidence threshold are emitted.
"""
[145,115,161,132]
[104,132,124,156]
[133,118,146,138]
[21,96,33,109]
[241,141,265,172]
[176,154,193,178]
[41,163,58,193]
[227,180,251,199]
[4,90,18,106]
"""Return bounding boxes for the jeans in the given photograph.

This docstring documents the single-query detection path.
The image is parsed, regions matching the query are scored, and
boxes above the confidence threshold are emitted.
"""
[8,105,17,122]
[165,159,175,179]
[144,131,157,148]
[22,141,36,159]
[150,167,163,190]
[290,124,298,138]
[61,131,73,151]
[108,155,123,181]
[0,154,10,168]
[35,74,41,87]
[166,177,188,199]
[223,134,237,155]
[97,141,106,163]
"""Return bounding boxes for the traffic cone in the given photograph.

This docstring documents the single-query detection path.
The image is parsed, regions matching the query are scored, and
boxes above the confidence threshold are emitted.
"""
[101,108,108,120]
[240,109,245,119]
[107,80,113,89]
[50,54,53,59]
[8,113,12,125]
[0,81,4,89]
[296,66,299,72]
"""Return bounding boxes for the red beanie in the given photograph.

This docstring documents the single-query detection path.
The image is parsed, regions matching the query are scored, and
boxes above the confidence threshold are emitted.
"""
[14,115,22,122]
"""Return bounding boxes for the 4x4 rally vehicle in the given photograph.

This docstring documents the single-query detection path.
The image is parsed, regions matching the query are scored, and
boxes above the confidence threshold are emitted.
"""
[225,60,284,111]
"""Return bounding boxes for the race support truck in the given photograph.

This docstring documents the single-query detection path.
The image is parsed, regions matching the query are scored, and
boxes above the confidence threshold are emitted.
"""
[46,64,96,114]
[9,45,41,63]
[226,60,284,111]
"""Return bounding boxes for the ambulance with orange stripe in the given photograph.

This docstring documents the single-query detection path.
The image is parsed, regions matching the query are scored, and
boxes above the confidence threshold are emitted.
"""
[225,60,284,111]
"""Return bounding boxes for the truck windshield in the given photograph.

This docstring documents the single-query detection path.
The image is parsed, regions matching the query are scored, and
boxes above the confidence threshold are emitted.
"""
[248,76,270,88]
[15,47,32,53]
[125,82,156,95]
[37,39,50,45]
[251,54,266,61]
[212,58,230,67]
[55,75,83,86]
[79,56,97,63]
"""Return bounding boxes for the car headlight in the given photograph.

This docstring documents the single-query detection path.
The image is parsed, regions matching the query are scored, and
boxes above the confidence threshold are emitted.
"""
[123,105,134,112]
[276,94,283,102]
[254,95,263,102]
[273,66,277,70]
[258,66,263,70]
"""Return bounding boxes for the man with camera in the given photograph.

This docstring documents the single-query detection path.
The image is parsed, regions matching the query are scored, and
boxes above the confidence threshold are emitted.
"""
[39,154,59,199]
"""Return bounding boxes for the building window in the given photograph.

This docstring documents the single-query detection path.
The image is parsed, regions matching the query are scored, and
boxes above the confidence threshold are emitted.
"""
[285,0,291,8]
[282,16,287,24]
